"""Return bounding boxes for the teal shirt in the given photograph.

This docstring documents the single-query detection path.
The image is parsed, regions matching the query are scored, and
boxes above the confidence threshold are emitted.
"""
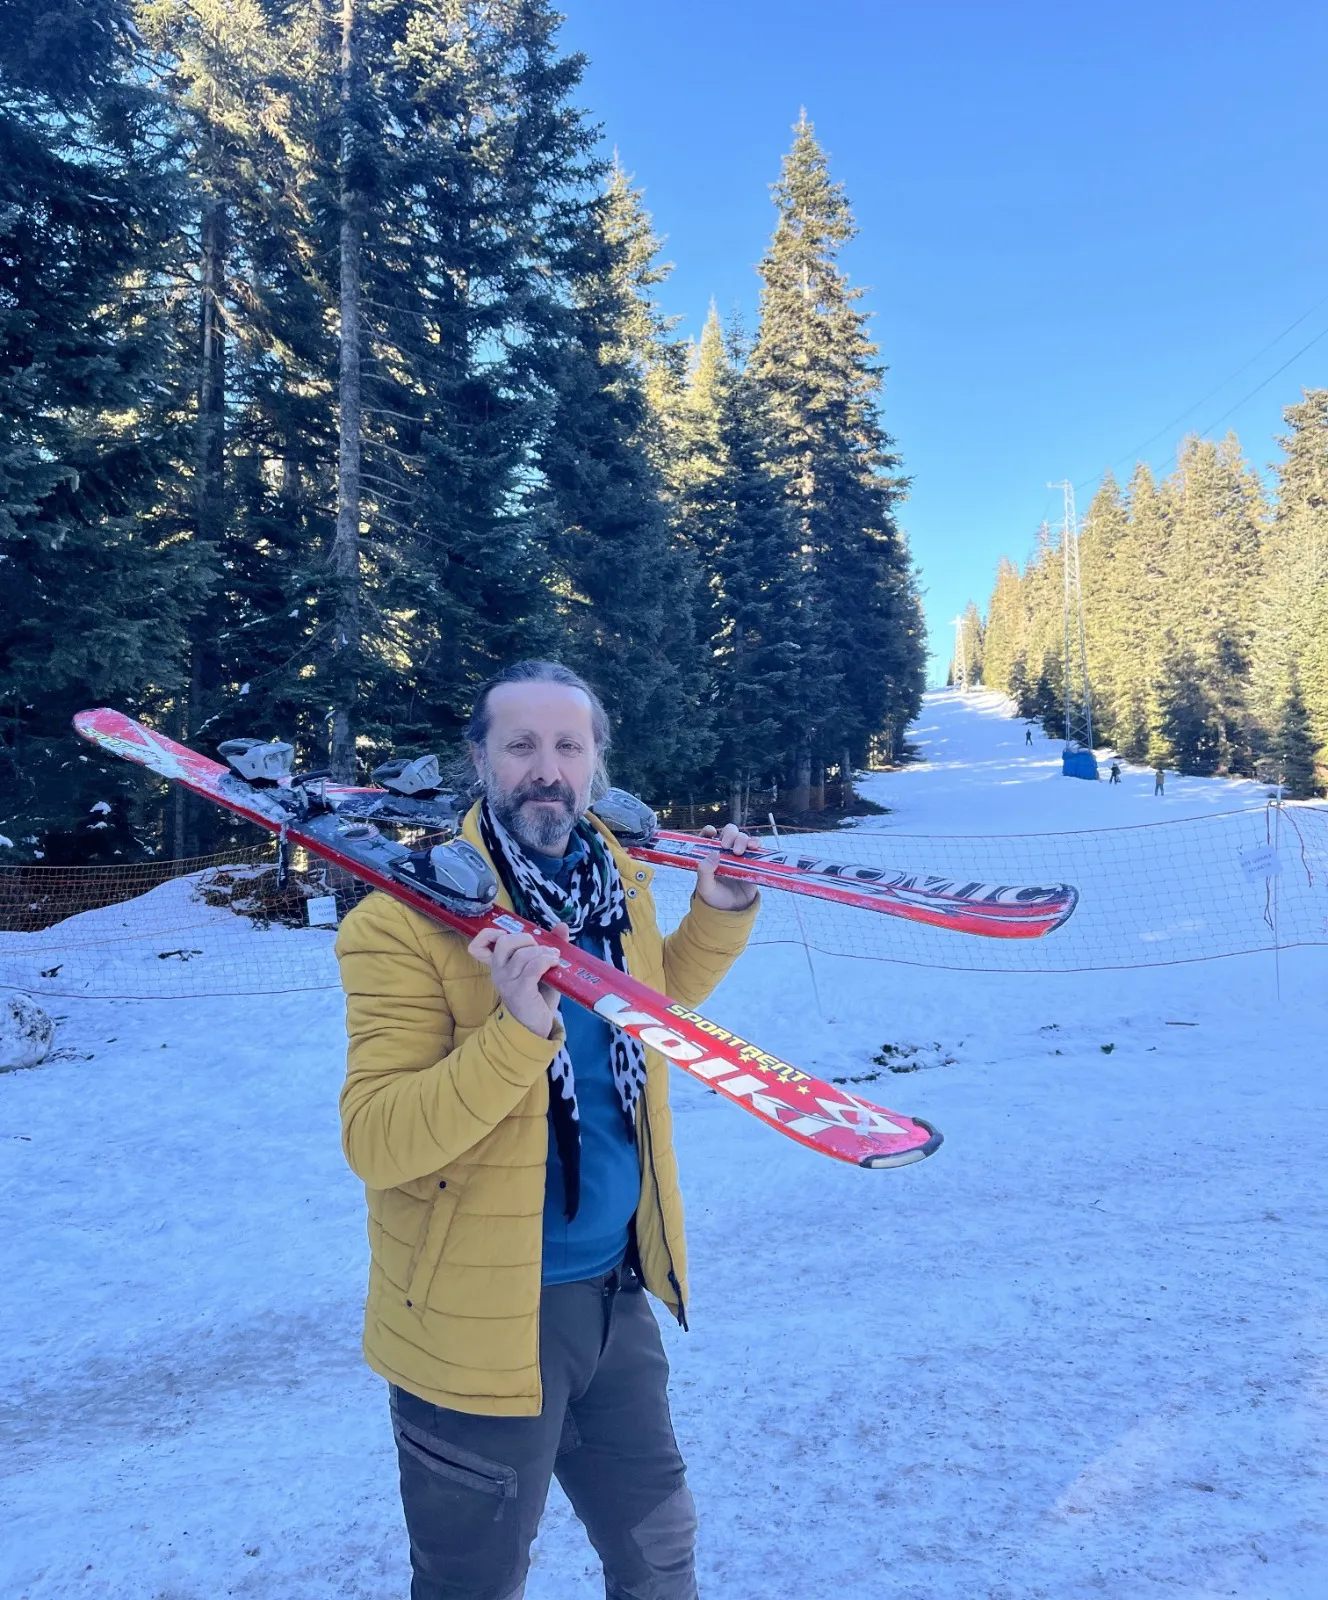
[530,839,642,1285]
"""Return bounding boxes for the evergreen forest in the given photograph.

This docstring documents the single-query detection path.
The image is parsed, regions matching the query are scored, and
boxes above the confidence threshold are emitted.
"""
[962,395,1328,797]
[0,0,926,863]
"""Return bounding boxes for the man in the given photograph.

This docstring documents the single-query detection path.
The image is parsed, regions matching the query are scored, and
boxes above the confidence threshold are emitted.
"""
[1154,766,1166,795]
[1025,726,1033,745]
[336,660,759,1600]
[1109,760,1121,785]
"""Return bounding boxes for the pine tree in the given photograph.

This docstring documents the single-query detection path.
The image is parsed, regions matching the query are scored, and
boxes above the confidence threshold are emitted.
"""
[981,557,1027,699]
[1022,521,1066,732]
[983,408,1320,786]
[674,308,811,820]
[538,170,712,798]
[1252,390,1328,793]
[601,159,690,464]
[0,0,211,859]
[1077,471,1130,743]
[329,0,610,772]
[1160,434,1265,774]
[138,0,338,843]
[750,113,924,788]
[958,601,985,686]
[1033,657,1063,739]
[1108,465,1171,760]
[1273,667,1317,797]
[1153,639,1220,772]
[1008,652,1035,719]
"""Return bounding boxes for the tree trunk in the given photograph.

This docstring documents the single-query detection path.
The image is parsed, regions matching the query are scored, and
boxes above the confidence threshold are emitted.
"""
[197,196,227,548]
[840,745,854,809]
[809,755,825,811]
[184,194,228,855]
[330,0,363,781]
[729,776,745,829]
[787,745,811,814]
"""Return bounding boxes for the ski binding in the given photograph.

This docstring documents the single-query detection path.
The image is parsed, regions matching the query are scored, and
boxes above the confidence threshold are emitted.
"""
[218,737,296,785]
[588,787,659,846]
[393,839,500,917]
[373,753,445,798]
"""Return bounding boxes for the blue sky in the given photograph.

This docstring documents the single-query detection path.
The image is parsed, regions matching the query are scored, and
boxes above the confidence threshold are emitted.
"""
[558,0,1328,683]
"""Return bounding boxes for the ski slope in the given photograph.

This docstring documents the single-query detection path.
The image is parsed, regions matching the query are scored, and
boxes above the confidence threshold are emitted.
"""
[869,688,1274,832]
[3,690,1327,1599]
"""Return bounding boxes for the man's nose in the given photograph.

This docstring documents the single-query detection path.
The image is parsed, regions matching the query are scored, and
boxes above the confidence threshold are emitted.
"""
[529,745,562,785]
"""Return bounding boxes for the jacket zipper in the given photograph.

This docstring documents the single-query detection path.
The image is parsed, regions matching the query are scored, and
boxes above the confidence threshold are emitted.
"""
[640,1092,688,1331]
[615,863,686,1329]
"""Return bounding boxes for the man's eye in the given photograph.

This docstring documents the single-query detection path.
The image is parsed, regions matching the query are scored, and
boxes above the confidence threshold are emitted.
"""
[558,743,582,755]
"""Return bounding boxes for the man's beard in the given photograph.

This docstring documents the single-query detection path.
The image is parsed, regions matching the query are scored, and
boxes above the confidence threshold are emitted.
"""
[486,776,584,856]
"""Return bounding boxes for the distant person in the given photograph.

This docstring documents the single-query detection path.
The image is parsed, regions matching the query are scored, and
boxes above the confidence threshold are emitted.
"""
[1025,726,1033,745]
[1109,761,1121,785]
[1154,767,1165,795]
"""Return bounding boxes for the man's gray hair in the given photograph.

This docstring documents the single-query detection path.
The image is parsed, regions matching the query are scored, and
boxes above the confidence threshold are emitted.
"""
[466,659,612,756]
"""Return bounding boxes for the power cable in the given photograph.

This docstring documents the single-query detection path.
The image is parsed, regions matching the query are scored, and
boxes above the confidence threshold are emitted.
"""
[1075,287,1328,490]
[1192,321,1328,438]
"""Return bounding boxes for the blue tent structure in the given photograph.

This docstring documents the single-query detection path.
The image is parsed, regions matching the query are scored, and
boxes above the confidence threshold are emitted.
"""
[1062,746,1099,781]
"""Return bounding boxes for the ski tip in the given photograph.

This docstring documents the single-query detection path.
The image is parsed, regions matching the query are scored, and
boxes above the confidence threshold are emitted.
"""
[860,1119,943,1169]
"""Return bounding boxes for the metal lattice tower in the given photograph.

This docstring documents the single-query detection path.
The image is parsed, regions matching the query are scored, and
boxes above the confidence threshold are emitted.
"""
[950,614,968,692]
[1049,480,1095,751]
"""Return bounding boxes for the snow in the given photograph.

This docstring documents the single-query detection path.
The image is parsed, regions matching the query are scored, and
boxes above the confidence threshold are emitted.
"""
[4,690,1327,1599]
[878,691,1277,833]
[0,993,54,1071]
[0,874,339,1002]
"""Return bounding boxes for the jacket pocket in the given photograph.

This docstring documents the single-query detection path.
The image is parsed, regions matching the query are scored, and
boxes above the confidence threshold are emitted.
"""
[403,1183,460,1312]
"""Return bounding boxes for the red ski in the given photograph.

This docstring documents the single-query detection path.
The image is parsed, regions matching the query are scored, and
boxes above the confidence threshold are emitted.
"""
[74,709,941,1171]
[638,830,1079,940]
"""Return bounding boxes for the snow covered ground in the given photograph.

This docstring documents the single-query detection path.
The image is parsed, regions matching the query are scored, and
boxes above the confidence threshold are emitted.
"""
[4,691,1327,1599]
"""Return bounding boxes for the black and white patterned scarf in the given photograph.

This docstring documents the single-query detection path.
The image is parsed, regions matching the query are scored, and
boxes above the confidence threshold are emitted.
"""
[478,799,647,1221]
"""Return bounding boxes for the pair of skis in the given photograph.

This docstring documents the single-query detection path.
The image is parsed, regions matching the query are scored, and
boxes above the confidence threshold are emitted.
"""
[74,709,942,1171]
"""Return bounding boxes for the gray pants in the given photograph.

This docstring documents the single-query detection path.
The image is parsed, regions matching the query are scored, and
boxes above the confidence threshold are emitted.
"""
[389,1265,697,1600]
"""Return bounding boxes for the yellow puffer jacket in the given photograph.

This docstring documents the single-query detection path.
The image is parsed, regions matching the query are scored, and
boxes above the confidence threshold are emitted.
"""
[335,804,757,1416]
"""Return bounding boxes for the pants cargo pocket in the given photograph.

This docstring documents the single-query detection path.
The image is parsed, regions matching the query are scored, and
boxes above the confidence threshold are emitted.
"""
[392,1414,522,1600]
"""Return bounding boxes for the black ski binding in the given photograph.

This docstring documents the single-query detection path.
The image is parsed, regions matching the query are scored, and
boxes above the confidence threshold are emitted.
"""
[219,737,294,786]
[374,753,444,798]
[312,752,461,829]
[589,788,658,846]
[393,839,499,917]
[287,767,337,820]
[219,738,339,821]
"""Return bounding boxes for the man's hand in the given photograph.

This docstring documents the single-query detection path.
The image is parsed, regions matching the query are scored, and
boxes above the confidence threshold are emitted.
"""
[695,823,760,911]
[467,924,568,1039]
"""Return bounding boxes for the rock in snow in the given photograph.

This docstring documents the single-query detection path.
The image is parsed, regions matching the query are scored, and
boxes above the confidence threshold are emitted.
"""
[0,992,55,1071]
